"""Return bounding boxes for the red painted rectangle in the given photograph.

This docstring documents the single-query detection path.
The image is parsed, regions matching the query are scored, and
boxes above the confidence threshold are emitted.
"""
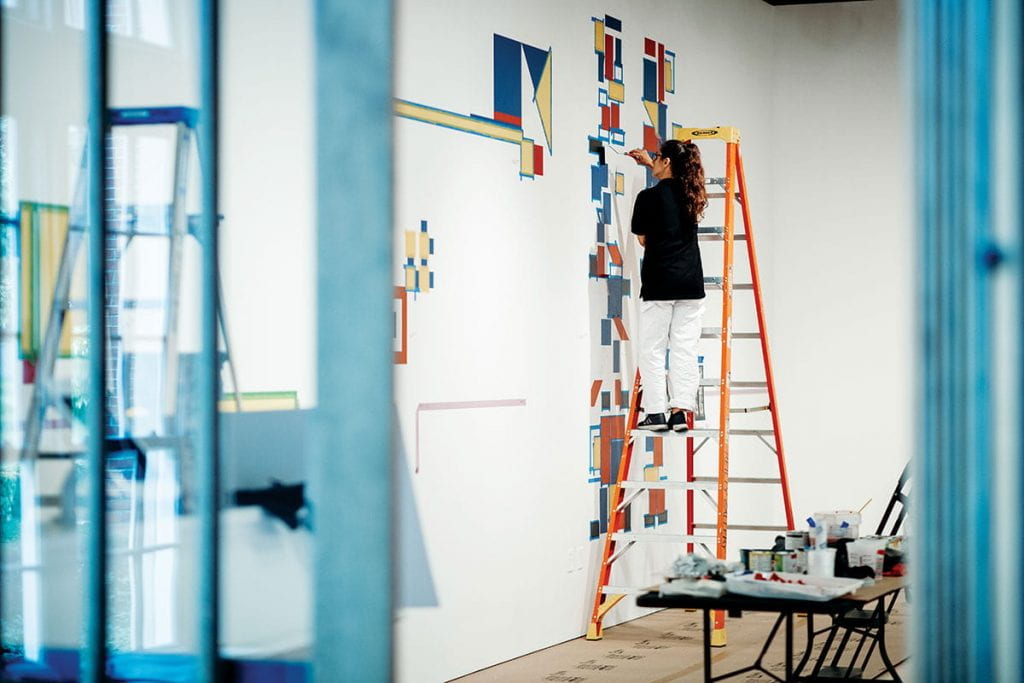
[601,105,610,131]
[610,103,620,129]
[614,379,622,407]
[591,379,603,407]
[494,111,522,127]
[644,38,656,57]
[658,43,665,102]
[608,243,623,266]
[612,317,629,340]
[605,35,614,79]
[653,438,664,467]
[643,125,659,152]
[533,144,544,176]
[597,245,607,276]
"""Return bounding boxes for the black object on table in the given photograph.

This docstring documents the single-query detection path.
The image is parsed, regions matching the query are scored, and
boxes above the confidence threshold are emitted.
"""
[636,577,905,682]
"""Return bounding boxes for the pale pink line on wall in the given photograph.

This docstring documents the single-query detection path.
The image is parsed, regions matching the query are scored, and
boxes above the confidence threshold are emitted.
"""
[415,399,527,473]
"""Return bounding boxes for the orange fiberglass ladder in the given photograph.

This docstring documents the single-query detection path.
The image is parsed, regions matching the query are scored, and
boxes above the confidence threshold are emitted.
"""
[586,126,795,646]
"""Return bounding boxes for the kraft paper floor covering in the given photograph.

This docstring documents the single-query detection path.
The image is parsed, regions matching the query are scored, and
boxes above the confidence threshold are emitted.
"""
[455,596,909,682]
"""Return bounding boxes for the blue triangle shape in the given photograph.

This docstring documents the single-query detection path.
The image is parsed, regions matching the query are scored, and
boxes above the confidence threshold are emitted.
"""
[523,45,549,94]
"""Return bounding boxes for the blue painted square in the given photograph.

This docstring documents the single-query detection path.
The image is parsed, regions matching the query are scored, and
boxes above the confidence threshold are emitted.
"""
[597,222,605,243]
[591,165,608,201]
[605,15,622,31]
[643,59,658,101]
[610,438,623,482]
[601,391,611,411]
[589,254,599,277]
[623,278,630,297]
[601,318,612,346]
[599,486,609,529]
[613,340,620,373]
[406,257,414,267]
[607,277,623,318]
[597,53,605,82]
[602,191,611,223]
[621,390,630,406]
[428,238,434,255]
[420,220,428,232]
[615,38,622,66]
[429,272,434,289]
[658,103,668,140]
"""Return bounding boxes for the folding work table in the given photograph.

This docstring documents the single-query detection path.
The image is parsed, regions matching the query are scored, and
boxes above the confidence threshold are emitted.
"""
[636,576,906,682]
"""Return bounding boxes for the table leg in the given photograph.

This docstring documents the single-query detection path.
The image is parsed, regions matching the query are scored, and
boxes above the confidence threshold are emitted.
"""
[703,608,712,683]
[875,614,903,683]
[785,612,793,681]
[794,613,815,676]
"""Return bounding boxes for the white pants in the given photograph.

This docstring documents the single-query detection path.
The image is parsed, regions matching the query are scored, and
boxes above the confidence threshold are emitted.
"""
[638,299,705,414]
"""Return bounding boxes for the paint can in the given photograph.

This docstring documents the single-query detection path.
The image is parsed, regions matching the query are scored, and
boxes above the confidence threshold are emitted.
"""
[784,530,809,550]
[781,550,806,574]
[748,550,775,572]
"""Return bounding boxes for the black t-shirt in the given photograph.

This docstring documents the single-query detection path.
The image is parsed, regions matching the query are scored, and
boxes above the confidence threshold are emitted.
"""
[631,179,705,301]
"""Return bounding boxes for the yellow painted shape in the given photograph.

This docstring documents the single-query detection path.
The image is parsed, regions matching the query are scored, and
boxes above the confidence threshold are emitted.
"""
[608,80,624,103]
[674,125,741,143]
[418,231,430,260]
[594,20,605,53]
[405,266,416,291]
[645,467,660,482]
[394,100,523,144]
[418,265,430,292]
[219,393,299,413]
[19,210,32,357]
[643,100,660,129]
[404,230,416,259]
[36,207,74,356]
[665,59,674,92]
[614,172,624,195]
[520,139,535,177]
[591,434,601,470]
[535,53,553,151]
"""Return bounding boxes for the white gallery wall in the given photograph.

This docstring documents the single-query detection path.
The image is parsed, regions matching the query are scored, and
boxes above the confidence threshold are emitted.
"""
[392,1,910,681]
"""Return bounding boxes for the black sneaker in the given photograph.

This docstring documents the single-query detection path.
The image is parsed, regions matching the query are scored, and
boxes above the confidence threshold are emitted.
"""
[637,413,668,431]
[668,411,690,432]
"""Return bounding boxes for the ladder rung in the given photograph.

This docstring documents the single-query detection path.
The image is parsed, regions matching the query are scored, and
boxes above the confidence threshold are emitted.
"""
[693,523,790,532]
[600,586,647,595]
[697,226,748,242]
[701,327,760,339]
[700,379,768,388]
[705,177,727,187]
[611,532,716,544]
[692,476,781,485]
[631,427,775,439]
[707,191,741,200]
[703,277,753,291]
[620,479,706,491]
[730,405,771,414]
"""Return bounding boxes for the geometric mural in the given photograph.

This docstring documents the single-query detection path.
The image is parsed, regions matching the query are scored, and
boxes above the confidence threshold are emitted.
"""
[587,17,678,539]
[394,220,436,366]
[395,34,552,179]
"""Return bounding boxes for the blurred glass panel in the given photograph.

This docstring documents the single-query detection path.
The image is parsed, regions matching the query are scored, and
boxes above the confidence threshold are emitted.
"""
[2,0,89,677]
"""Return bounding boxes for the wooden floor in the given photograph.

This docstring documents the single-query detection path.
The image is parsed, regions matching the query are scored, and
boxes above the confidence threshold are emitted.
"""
[455,596,910,682]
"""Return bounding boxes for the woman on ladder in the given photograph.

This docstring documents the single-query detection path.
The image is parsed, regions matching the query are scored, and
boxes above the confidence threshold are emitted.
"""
[627,139,708,432]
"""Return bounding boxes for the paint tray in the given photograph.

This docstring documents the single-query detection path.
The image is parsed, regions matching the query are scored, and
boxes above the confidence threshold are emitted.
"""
[725,572,866,601]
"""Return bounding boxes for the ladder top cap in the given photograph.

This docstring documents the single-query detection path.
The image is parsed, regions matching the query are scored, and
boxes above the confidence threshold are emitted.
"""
[109,106,199,128]
[673,125,741,143]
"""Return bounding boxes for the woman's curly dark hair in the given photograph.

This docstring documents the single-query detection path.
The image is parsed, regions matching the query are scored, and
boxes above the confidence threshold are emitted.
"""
[660,139,707,222]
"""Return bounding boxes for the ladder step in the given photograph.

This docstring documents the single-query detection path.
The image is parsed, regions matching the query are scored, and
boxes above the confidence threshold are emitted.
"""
[600,586,647,596]
[707,191,741,200]
[730,405,771,414]
[703,276,753,291]
[631,428,775,439]
[693,523,790,532]
[611,532,716,544]
[692,476,781,485]
[620,479,706,491]
[701,327,760,340]
[700,379,768,388]
[697,226,748,242]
